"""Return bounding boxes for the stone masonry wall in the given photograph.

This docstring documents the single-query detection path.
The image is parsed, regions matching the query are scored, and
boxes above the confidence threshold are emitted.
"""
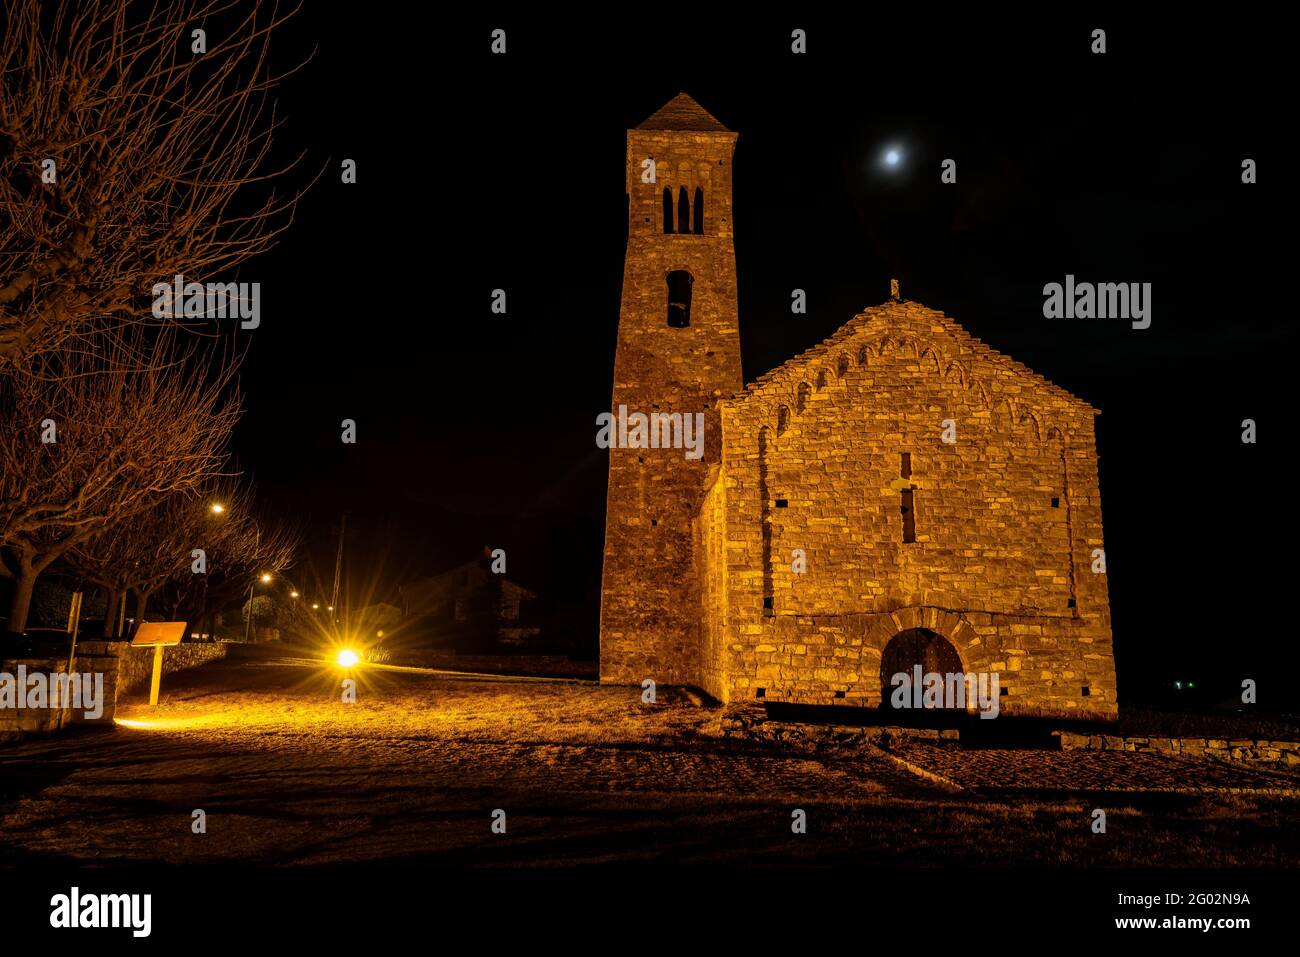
[1,641,228,742]
[1057,732,1300,769]
[697,464,730,697]
[111,640,231,696]
[704,301,1117,719]
[1,651,120,741]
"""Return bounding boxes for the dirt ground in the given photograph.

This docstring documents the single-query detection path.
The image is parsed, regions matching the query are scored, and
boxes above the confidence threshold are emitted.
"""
[1,653,1297,867]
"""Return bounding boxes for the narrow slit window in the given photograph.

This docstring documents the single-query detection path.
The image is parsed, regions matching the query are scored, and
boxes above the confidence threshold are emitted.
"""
[662,188,673,233]
[666,270,693,328]
[900,488,916,543]
[678,186,690,234]
[693,187,704,234]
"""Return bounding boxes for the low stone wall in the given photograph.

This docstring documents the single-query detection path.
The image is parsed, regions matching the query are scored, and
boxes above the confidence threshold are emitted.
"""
[100,640,232,696]
[0,653,119,741]
[1056,731,1300,768]
[2,639,230,742]
[720,705,960,748]
[394,653,596,678]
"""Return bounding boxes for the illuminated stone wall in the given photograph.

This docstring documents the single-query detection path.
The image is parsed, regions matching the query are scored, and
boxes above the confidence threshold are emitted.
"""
[0,651,120,739]
[108,639,231,696]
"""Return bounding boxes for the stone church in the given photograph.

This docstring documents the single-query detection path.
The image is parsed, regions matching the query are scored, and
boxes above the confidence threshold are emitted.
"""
[600,94,1117,720]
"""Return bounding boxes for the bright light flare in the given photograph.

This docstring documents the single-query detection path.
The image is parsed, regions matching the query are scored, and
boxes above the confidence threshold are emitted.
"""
[210,503,225,514]
[335,648,360,669]
[260,573,272,583]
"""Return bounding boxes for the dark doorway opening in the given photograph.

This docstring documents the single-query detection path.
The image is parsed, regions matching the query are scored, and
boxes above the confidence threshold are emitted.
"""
[880,627,964,717]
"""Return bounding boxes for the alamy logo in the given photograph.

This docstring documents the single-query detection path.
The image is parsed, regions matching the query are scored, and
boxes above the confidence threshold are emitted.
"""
[889,667,1000,719]
[596,406,704,460]
[1042,275,1151,329]
[49,887,151,937]
[151,274,260,329]
[0,667,104,719]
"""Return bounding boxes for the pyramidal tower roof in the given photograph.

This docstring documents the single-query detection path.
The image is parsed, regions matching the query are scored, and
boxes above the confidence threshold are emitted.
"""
[635,93,730,132]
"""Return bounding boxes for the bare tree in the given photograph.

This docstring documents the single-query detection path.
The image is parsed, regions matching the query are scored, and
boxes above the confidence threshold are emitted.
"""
[165,503,298,640]
[65,491,192,637]
[0,0,311,360]
[66,478,296,637]
[0,332,239,635]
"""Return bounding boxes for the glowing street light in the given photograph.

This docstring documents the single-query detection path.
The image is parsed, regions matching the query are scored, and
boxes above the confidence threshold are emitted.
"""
[209,503,225,515]
[289,590,299,599]
[336,648,360,669]
[260,572,272,583]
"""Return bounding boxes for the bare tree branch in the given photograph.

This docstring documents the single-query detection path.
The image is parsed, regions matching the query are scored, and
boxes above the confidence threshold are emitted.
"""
[0,0,313,361]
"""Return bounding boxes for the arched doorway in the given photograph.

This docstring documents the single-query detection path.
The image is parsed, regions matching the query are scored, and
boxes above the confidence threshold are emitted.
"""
[879,627,966,714]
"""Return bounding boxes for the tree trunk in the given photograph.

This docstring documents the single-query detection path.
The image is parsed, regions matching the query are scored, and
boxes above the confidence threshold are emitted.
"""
[5,569,37,637]
[133,588,152,628]
[101,588,121,638]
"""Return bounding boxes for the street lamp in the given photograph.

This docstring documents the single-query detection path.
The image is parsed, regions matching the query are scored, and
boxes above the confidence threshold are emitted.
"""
[210,503,225,515]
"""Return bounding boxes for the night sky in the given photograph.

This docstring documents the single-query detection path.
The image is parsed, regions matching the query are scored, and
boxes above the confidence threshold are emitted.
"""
[231,13,1292,705]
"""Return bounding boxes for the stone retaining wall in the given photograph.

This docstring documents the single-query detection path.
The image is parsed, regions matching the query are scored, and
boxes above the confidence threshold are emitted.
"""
[90,640,231,696]
[395,653,595,678]
[1055,731,1300,768]
[2,640,229,742]
[720,705,960,748]
[0,652,120,741]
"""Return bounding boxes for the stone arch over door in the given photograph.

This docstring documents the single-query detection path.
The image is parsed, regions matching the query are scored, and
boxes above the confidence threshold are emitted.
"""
[866,606,983,713]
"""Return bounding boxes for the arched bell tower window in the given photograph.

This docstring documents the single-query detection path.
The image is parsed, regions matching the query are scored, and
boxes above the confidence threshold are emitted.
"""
[693,187,705,234]
[662,188,673,233]
[677,187,691,234]
[666,270,693,327]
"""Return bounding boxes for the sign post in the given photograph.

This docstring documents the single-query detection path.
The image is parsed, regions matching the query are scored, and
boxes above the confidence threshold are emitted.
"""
[58,590,84,731]
[130,622,186,706]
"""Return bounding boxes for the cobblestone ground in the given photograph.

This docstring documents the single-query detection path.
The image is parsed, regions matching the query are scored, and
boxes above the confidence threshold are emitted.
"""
[0,654,1296,867]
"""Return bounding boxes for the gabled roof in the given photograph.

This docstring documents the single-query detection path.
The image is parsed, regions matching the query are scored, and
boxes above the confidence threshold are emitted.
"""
[635,93,730,133]
[728,298,1099,417]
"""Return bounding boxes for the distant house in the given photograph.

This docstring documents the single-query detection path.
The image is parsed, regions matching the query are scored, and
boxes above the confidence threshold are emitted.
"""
[399,555,539,651]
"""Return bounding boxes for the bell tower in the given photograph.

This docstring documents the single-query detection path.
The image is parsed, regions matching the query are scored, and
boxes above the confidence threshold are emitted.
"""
[599,94,743,687]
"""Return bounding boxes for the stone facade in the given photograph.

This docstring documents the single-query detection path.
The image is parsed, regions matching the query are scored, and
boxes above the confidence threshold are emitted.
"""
[601,95,1118,721]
